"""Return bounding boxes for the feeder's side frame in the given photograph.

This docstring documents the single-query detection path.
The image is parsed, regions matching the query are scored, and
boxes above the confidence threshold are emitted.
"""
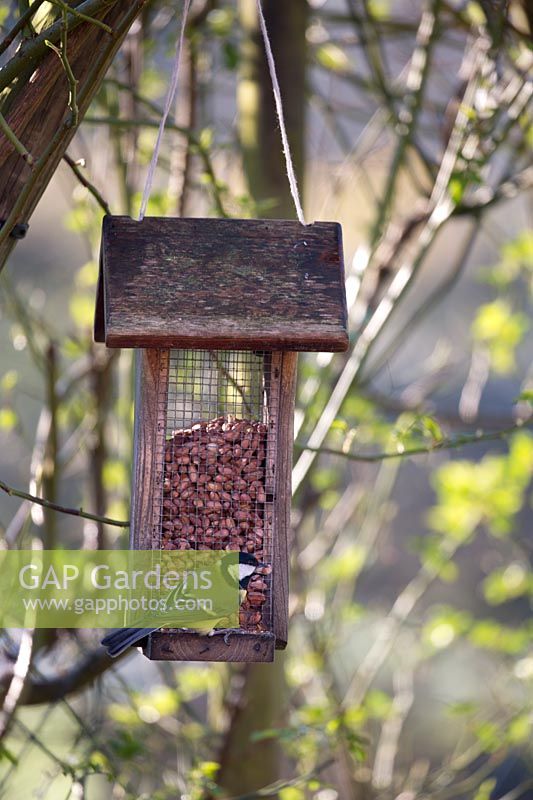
[130,349,169,551]
[272,351,297,649]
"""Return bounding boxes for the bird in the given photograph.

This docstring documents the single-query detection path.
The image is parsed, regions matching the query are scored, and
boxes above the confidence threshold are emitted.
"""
[222,551,263,604]
[101,552,264,658]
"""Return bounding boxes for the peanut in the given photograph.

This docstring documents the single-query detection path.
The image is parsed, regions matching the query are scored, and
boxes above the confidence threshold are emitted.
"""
[162,415,272,633]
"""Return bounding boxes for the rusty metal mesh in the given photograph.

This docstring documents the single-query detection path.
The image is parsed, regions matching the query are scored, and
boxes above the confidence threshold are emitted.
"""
[156,350,278,632]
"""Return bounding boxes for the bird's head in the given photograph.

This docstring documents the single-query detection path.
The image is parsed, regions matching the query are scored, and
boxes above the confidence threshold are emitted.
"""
[221,552,267,589]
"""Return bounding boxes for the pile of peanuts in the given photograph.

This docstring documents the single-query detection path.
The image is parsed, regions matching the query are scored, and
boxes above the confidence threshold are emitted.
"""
[161,416,271,630]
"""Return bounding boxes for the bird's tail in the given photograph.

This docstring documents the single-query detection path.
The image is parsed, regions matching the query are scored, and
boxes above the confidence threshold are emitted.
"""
[101,627,158,658]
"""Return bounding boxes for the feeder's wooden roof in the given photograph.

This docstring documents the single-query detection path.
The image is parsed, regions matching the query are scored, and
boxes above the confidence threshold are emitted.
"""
[95,216,348,351]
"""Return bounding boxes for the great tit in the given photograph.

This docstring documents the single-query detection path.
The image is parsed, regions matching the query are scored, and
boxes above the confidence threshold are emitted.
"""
[101,552,264,658]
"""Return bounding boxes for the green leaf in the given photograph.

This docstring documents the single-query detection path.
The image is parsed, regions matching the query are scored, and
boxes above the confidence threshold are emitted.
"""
[508,714,531,744]
[109,730,144,759]
[0,370,18,392]
[515,390,533,406]
[501,230,533,272]
[0,408,17,431]
[279,789,305,800]
[69,293,95,329]
[107,703,141,727]
[176,666,218,700]
[197,761,219,779]
[464,2,486,26]
[103,459,129,491]
[316,43,350,73]
[311,467,340,492]
[319,544,365,586]
[345,731,367,760]
[468,620,531,654]
[480,230,533,290]
[473,779,497,800]
[75,260,98,289]
[472,301,528,375]
[199,127,213,151]
[449,175,466,204]
[250,728,282,742]
[429,436,533,542]
[447,701,478,717]
[88,751,110,773]
[223,41,239,70]
[392,412,443,449]
[132,685,180,720]
[439,561,459,583]
[483,563,529,605]
[319,489,341,511]
[423,610,469,650]
[364,690,392,720]
[368,0,391,20]
[207,9,234,36]
[421,415,444,442]
[473,721,500,752]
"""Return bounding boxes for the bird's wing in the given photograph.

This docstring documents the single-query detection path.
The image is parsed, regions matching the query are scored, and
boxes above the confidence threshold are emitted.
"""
[101,627,159,658]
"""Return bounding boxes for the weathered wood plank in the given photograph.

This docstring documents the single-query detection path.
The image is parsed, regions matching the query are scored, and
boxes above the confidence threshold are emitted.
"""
[97,216,348,352]
[130,349,168,551]
[146,631,275,662]
[272,352,297,648]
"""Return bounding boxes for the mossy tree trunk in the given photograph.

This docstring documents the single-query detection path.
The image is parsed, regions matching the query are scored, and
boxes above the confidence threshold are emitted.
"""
[0,1,148,272]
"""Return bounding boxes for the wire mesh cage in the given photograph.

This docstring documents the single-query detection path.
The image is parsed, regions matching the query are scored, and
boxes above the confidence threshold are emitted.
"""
[158,350,279,634]
[130,348,292,662]
[95,215,348,661]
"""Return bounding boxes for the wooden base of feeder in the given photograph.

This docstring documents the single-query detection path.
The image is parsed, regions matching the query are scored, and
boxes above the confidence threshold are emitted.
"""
[144,630,280,662]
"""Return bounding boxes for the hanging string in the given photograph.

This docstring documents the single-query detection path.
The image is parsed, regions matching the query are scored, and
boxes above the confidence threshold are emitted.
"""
[255,0,307,226]
[138,0,306,225]
[138,0,192,221]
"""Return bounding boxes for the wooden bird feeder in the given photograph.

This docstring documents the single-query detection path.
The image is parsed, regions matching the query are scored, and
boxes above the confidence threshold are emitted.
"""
[95,215,348,662]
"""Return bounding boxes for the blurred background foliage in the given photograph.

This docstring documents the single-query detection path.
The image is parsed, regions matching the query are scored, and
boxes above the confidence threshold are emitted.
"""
[0,0,532,798]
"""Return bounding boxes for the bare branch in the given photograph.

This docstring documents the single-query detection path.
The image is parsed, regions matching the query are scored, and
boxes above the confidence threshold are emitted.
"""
[63,154,111,214]
[17,648,122,706]
[295,421,532,464]
[50,0,113,33]
[0,478,129,528]
[0,0,47,59]
[292,42,482,493]
[45,8,80,126]
[372,657,415,789]
[0,111,34,166]
[0,629,34,739]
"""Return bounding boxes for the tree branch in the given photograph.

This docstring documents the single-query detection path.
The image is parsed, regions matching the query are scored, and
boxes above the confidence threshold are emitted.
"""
[0,111,34,166]
[0,0,47,59]
[0,0,149,270]
[45,8,80,126]
[0,0,114,94]
[50,0,113,33]
[295,420,532,464]
[63,154,111,214]
[18,647,124,706]
[0,629,34,739]
[0,478,129,528]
